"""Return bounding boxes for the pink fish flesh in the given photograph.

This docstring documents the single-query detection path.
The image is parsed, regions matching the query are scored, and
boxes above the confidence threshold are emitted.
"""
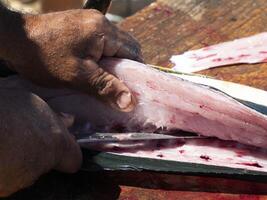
[82,137,267,172]
[170,32,267,72]
[2,58,267,149]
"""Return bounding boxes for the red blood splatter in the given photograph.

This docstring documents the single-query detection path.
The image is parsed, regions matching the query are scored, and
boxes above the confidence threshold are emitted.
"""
[157,154,164,158]
[224,57,234,61]
[200,155,211,161]
[212,58,222,62]
[179,150,185,154]
[153,6,161,12]
[111,146,123,152]
[238,54,250,58]
[153,6,173,16]
[259,51,267,54]
[146,80,158,90]
[175,140,186,147]
[194,53,217,61]
[235,150,246,157]
[200,42,210,47]
[199,105,204,108]
[236,162,263,168]
[164,9,173,16]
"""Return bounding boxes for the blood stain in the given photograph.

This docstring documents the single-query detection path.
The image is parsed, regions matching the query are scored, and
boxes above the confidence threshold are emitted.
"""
[200,155,211,161]
[179,150,185,154]
[224,57,234,61]
[236,162,263,168]
[195,53,217,61]
[239,54,250,58]
[157,154,164,158]
[212,58,222,62]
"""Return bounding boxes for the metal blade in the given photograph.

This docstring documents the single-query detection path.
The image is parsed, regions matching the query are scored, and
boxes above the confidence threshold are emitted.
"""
[76,132,208,144]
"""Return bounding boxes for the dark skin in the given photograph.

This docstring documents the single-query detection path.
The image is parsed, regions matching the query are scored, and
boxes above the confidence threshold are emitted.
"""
[0,4,143,197]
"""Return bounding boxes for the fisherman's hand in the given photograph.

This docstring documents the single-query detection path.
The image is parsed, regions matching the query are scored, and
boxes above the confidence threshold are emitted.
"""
[0,90,82,197]
[6,9,143,112]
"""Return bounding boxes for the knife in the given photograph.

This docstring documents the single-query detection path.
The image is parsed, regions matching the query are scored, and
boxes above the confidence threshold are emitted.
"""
[76,132,208,144]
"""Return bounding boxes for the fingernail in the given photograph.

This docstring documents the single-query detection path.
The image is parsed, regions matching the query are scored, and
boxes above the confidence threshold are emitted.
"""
[117,92,132,110]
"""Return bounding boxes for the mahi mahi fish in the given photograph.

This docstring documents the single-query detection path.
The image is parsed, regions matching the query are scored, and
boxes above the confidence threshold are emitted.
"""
[2,58,267,149]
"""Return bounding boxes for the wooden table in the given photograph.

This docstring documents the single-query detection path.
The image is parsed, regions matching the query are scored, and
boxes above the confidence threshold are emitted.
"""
[5,0,267,199]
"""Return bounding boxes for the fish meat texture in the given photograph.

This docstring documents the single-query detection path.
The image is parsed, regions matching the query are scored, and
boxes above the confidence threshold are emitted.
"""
[170,32,267,73]
[82,137,267,172]
[2,57,267,149]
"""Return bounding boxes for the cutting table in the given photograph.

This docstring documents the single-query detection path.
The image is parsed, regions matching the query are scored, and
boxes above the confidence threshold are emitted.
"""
[5,0,267,199]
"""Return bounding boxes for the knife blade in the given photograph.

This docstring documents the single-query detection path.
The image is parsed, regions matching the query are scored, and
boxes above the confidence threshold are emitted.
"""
[76,132,208,144]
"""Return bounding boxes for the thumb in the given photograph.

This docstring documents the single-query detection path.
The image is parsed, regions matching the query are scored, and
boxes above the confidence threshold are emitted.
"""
[78,60,136,112]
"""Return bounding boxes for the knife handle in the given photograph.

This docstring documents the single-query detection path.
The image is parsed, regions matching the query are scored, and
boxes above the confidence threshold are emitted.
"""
[83,0,112,14]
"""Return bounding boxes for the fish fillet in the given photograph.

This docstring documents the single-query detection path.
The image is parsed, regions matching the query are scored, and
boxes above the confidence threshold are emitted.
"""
[83,137,267,172]
[2,58,267,149]
[170,32,267,72]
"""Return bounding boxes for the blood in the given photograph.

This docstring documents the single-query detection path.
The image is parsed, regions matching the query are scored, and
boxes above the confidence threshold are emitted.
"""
[238,54,250,58]
[193,53,217,61]
[200,42,210,48]
[199,105,204,108]
[224,57,234,61]
[153,6,173,16]
[259,51,267,54]
[175,140,186,147]
[212,58,222,62]
[179,150,185,154]
[235,150,246,157]
[236,162,263,168]
[157,154,164,158]
[261,58,267,62]
[200,155,211,161]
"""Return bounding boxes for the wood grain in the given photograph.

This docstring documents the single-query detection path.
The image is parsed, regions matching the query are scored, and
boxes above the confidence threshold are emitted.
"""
[119,0,267,90]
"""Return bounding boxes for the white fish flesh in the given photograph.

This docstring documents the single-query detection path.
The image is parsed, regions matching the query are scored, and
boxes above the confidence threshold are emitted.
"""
[170,32,267,72]
[2,58,267,149]
[83,137,267,172]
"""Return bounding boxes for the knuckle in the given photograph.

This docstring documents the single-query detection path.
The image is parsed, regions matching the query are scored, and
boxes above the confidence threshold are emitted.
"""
[89,68,115,95]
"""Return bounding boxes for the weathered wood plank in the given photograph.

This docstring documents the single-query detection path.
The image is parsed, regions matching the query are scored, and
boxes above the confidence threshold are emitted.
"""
[119,0,267,90]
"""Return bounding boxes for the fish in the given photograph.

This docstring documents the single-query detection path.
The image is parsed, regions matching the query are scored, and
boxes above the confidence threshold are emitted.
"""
[170,32,267,72]
[2,57,267,149]
[83,136,267,172]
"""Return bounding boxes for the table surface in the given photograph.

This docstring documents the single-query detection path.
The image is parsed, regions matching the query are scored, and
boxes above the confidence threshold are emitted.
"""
[5,0,267,199]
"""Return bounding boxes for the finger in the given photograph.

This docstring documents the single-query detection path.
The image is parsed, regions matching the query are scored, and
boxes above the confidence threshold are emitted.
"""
[75,59,136,112]
[103,21,144,62]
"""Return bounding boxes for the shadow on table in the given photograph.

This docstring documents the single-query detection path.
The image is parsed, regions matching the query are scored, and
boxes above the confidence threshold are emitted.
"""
[3,151,121,200]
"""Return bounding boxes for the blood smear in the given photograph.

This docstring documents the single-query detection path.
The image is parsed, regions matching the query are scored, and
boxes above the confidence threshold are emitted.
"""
[170,32,267,73]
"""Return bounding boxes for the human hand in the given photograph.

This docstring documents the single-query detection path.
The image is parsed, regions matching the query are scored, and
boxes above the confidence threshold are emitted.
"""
[6,9,143,112]
[0,89,82,197]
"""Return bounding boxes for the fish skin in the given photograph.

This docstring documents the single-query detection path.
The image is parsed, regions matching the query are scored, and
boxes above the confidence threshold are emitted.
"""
[1,58,267,148]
